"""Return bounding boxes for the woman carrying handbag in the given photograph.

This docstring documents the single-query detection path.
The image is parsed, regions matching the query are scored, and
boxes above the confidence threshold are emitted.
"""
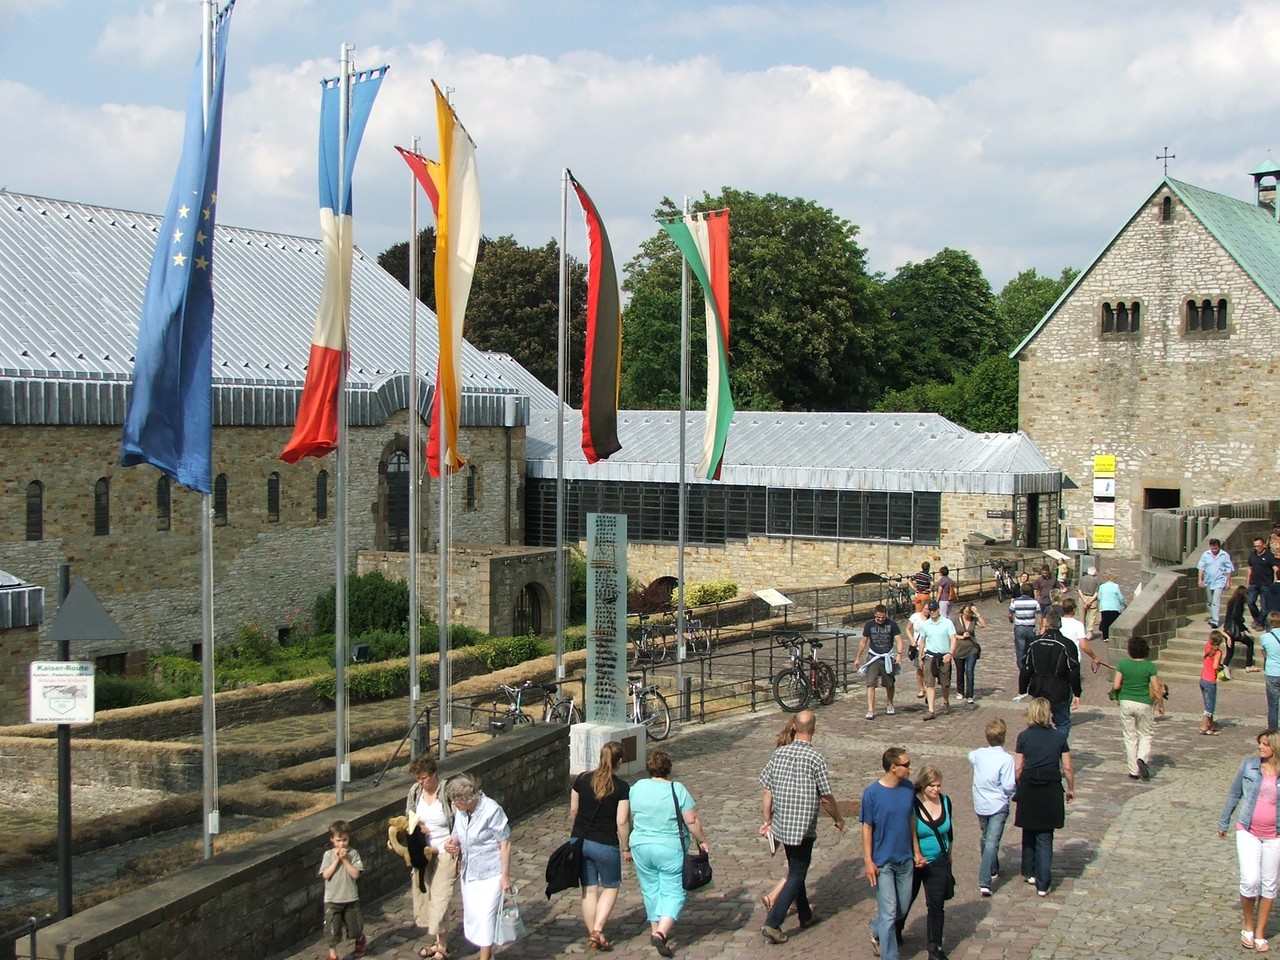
[907,765,955,960]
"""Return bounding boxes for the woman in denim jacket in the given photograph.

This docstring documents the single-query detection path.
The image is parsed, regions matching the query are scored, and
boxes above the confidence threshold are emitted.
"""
[1219,729,1280,952]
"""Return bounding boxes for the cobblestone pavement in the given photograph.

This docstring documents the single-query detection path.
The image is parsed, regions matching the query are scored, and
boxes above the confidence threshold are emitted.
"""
[268,582,1268,960]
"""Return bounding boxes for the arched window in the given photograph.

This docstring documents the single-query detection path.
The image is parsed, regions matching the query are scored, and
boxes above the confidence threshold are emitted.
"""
[386,452,409,551]
[465,465,477,512]
[1101,302,1115,333]
[25,481,43,542]
[1116,302,1130,332]
[1161,195,1172,222]
[1128,301,1140,332]
[267,472,280,523]
[94,478,110,536]
[214,474,229,526]
[1186,299,1200,331]
[315,470,329,521]
[1217,298,1229,331]
[156,475,171,531]
[513,584,543,637]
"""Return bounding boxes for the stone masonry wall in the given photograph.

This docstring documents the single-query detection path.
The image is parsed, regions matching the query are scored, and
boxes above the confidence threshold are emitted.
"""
[620,491,1013,592]
[0,416,523,664]
[31,723,568,960]
[1018,185,1280,555]
[0,624,37,726]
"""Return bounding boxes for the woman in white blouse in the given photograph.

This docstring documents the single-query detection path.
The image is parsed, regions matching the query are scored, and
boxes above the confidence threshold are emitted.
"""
[406,755,456,960]
[444,774,512,960]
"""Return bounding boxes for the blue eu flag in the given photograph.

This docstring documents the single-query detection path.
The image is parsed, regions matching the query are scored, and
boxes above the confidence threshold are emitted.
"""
[120,2,234,495]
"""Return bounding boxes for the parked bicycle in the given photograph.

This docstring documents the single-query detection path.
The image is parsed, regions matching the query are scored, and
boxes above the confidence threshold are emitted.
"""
[771,633,837,712]
[496,679,582,726]
[629,613,669,666]
[628,673,671,740]
[990,560,1017,602]
[879,572,914,619]
[677,617,712,657]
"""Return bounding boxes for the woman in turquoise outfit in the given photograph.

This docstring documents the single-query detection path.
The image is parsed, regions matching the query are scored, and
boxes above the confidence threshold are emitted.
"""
[628,751,710,957]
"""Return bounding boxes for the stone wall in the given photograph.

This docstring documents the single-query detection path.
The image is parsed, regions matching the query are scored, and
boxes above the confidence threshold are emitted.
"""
[359,544,555,637]
[0,417,524,664]
[0,623,37,727]
[1018,183,1280,556]
[619,491,1014,592]
[29,723,568,960]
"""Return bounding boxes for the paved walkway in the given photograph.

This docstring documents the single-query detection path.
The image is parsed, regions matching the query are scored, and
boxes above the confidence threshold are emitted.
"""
[268,583,1266,960]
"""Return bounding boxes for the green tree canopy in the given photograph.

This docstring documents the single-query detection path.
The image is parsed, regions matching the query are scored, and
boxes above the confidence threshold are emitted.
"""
[996,266,1080,344]
[379,232,587,403]
[879,247,1001,385]
[620,187,884,411]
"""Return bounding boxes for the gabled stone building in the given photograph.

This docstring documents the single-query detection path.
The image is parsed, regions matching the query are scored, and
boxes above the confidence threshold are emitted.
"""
[1014,161,1280,556]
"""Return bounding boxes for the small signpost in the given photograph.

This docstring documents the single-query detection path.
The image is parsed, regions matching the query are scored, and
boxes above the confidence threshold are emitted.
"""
[29,662,95,725]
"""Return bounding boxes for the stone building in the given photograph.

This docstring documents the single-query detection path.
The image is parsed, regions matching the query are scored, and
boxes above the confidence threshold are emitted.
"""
[0,190,550,669]
[525,409,1065,592]
[1013,161,1280,555]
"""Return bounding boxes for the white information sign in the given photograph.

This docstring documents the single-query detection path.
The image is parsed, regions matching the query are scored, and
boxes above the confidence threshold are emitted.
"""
[30,661,95,725]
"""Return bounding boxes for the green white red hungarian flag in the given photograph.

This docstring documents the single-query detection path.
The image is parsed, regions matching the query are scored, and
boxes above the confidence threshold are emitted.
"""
[568,171,623,463]
[661,210,732,480]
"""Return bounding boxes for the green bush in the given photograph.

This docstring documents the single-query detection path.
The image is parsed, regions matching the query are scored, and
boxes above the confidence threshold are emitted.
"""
[470,634,546,671]
[147,654,203,697]
[95,673,170,711]
[681,579,738,606]
[313,571,410,636]
[568,547,587,623]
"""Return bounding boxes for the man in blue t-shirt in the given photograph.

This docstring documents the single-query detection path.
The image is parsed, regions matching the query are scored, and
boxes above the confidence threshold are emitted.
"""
[860,746,919,960]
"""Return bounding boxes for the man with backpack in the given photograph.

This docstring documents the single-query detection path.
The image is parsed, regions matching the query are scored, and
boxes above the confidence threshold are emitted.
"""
[1018,612,1082,741]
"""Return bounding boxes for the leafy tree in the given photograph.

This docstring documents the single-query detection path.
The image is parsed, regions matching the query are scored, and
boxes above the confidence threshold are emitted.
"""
[879,248,1000,385]
[465,236,586,403]
[996,266,1080,344]
[379,232,588,402]
[620,188,884,411]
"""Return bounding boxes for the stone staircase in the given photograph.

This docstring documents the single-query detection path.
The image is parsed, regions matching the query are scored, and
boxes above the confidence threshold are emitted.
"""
[1151,614,1263,687]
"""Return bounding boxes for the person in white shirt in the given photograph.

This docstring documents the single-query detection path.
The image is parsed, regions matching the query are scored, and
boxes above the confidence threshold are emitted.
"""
[968,719,1016,897]
[906,608,930,701]
[1058,598,1101,671]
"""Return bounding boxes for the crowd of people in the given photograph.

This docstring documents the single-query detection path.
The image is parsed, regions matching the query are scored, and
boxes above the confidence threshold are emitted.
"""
[309,547,1280,959]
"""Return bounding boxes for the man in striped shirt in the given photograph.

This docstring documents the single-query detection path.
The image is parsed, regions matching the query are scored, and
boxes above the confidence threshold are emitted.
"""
[1007,584,1041,688]
[910,562,934,613]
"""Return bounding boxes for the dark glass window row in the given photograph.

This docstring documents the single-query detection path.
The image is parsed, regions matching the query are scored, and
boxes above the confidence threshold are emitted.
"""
[525,478,941,547]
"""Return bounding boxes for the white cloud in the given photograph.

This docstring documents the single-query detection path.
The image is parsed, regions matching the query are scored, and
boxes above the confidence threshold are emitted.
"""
[95,2,192,68]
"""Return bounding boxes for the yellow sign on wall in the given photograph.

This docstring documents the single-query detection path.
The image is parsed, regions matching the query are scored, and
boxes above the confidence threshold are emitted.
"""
[1092,524,1115,549]
[1093,454,1116,478]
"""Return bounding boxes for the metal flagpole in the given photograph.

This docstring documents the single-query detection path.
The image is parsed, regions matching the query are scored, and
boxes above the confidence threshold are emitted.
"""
[554,170,568,681]
[407,135,421,756]
[675,197,690,718]
[199,0,219,863]
[334,42,353,803]
[437,438,450,761]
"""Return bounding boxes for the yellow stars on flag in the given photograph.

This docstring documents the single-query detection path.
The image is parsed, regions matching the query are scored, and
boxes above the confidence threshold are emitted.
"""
[169,192,216,272]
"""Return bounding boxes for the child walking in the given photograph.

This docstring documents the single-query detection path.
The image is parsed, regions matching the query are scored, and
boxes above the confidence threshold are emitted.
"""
[968,718,1016,897]
[320,819,366,959]
[1200,630,1225,735]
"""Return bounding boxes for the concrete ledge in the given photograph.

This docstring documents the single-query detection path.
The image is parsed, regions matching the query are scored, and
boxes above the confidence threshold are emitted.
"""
[32,722,568,960]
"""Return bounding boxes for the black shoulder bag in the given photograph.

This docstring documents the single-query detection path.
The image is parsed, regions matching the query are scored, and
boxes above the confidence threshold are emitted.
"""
[915,794,955,900]
[673,783,712,890]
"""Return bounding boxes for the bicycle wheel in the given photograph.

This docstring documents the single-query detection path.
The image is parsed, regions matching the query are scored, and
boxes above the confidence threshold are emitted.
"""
[815,661,837,705]
[772,668,811,712]
[652,627,669,663]
[549,700,581,725]
[639,690,671,741]
[629,634,645,667]
[511,708,534,725]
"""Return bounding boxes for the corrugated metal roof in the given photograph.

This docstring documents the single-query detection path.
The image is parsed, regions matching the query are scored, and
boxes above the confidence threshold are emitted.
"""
[526,410,1061,495]
[0,190,530,424]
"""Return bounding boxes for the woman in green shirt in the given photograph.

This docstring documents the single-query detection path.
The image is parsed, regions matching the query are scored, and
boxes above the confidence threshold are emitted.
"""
[1112,636,1162,781]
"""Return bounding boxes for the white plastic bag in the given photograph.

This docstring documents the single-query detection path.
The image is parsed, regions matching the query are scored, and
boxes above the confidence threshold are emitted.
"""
[493,885,525,945]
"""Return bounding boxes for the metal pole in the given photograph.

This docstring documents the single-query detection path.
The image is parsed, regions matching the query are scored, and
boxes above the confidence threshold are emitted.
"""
[56,564,71,918]
[437,451,450,761]
[675,198,690,719]
[554,169,568,681]
[334,42,352,803]
[198,0,219,864]
[407,134,421,757]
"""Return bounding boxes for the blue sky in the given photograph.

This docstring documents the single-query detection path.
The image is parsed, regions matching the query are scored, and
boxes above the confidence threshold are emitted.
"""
[2,0,1279,287]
